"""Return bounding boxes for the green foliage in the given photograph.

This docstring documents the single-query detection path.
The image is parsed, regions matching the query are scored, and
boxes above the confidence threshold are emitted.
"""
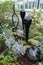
[1,55,11,65]
[0,53,19,65]
[0,10,5,24]
[0,47,19,65]
[9,54,19,65]
[4,20,13,29]
[29,9,43,39]
[0,1,14,24]
[36,62,43,65]
[33,36,43,41]
[29,27,42,39]
[13,54,19,62]
[0,34,5,49]
[29,9,41,25]
[0,26,3,33]
[0,54,4,60]
[0,1,14,12]
[29,9,41,29]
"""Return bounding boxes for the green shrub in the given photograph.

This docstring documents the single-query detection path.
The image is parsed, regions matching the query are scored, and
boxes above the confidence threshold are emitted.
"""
[0,54,19,65]
[33,36,43,41]
[0,10,5,24]
[29,9,41,25]
[0,34,5,49]
[28,9,43,39]
[36,62,43,65]
[1,55,11,65]
[0,26,3,34]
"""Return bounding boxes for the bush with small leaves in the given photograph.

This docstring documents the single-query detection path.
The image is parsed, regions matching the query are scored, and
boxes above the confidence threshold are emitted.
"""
[0,34,5,50]
[0,10,5,24]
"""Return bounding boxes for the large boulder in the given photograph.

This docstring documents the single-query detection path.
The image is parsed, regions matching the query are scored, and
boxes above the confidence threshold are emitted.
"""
[25,46,42,61]
[24,45,31,51]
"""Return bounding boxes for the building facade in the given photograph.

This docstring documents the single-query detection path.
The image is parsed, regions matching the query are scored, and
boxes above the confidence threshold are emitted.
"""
[15,0,43,11]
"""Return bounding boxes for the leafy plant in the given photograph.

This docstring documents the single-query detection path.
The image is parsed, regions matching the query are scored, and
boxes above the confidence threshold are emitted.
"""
[0,54,4,60]
[4,20,13,29]
[29,9,42,39]
[0,1,14,13]
[0,26,3,34]
[0,53,19,65]
[29,9,41,25]
[36,62,43,65]
[1,55,11,65]
[0,10,5,24]
[0,34,5,49]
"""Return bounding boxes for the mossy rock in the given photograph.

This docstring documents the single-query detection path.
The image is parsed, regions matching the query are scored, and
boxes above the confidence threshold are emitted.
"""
[33,36,43,41]
[11,32,17,35]
[16,33,25,39]
[11,31,25,39]
[28,39,39,46]
[24,45,31,50]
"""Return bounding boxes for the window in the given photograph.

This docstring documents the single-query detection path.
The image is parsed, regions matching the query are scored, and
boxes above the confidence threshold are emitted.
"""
[29,1,31,9]
[39,0,43,9]
[20,4,24,9]
[18,4,19,10]
[29,0,38,9]
[40,3,43,9]
[34,0,38,8]
[17,0,43,10]
[25,2,28,9]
